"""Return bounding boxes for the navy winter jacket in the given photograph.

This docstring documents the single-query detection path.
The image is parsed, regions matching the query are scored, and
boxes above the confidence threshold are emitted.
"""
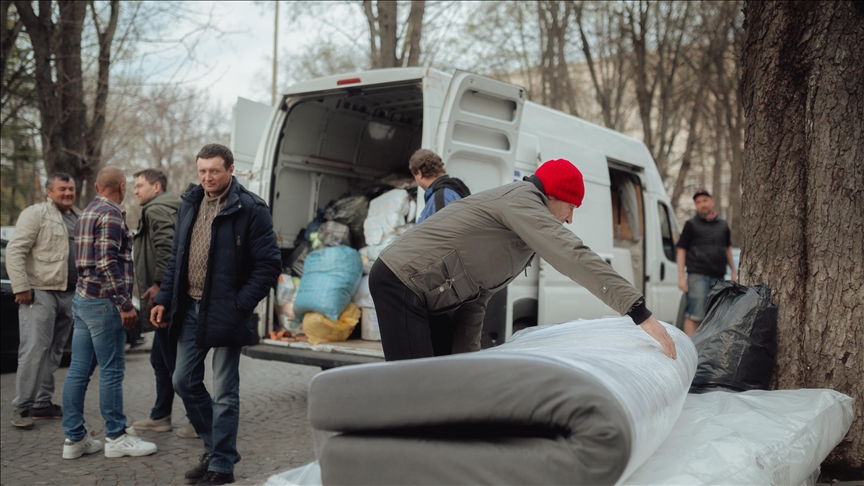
[154,177,281,348]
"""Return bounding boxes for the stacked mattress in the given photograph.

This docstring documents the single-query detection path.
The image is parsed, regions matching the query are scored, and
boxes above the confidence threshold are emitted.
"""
[307,318,697,485]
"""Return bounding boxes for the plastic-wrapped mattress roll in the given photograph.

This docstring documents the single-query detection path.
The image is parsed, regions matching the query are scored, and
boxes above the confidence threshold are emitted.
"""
[308,318,697,485]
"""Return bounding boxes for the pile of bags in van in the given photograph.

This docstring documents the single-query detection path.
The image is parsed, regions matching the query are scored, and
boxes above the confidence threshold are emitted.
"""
[275,179,416,344]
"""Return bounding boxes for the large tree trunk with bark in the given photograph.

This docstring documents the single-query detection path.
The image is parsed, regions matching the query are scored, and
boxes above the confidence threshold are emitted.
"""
[14,0,119,205]
[741,0,864,469]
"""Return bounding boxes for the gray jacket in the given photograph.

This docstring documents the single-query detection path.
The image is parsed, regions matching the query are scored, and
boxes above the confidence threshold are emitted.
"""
[379,179,643,349]
[6,200,81,294]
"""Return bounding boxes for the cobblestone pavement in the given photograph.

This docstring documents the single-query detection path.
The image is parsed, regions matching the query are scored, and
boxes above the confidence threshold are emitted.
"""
[1,335,320,486]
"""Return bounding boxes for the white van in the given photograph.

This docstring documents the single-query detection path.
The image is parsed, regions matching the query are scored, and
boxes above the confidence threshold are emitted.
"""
[233,67,684,369]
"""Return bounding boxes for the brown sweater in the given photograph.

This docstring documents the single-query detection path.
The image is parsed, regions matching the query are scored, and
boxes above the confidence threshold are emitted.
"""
[186,181,231,299]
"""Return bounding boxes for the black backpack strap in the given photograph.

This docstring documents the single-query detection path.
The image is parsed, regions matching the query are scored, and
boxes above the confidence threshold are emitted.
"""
[434,188,446,214]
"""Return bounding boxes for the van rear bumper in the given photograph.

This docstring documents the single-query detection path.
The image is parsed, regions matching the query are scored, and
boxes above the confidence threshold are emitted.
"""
[242,343,384,370]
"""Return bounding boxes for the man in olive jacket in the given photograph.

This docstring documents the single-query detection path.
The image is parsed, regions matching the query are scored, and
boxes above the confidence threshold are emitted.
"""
[129,169,188,436]
[370,159,676,361]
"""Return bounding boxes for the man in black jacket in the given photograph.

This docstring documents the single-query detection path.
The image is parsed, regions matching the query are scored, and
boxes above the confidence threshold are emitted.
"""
[676,189,737,337]
[410,149,471,223]
[151,144,280,486]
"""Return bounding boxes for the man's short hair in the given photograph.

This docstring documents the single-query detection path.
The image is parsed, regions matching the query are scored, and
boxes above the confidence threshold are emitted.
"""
[46,172,73,190]
[133,169,168,191]
[196,143,234,170]
[408,149,445,179]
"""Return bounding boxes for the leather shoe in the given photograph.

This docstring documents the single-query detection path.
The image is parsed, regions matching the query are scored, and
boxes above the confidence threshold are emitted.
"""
[196,471,234,485]
[184,452,241,484]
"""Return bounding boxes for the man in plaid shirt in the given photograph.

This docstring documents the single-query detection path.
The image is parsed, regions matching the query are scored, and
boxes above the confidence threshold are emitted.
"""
[60,166,157,460]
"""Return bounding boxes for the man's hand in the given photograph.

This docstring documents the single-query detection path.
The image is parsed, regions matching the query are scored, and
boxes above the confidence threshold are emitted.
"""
[14,290,33,305]
[730,272,738,283]
[141,284,160,310]
[150,304,168,329]
[678,275,688,293]
[120,308,137,329]
[639,316,677,359]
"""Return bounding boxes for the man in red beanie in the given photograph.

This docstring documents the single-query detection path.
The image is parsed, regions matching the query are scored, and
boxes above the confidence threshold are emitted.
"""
[369,159,677,361]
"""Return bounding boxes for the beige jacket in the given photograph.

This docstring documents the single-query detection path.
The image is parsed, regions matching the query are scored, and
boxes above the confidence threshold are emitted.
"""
[380,180,643,350]
[6,200,81,294]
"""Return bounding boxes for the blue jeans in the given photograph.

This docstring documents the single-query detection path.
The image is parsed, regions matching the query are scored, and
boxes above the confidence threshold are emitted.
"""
[173,298,241,474]
[685,273,721,322]
[62,295,127,441]
[149,327,176,420]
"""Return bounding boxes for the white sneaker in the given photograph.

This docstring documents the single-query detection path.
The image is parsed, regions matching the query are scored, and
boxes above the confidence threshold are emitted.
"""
[104,427,158,458]
[63,435,103,459]
[132,415,172,432]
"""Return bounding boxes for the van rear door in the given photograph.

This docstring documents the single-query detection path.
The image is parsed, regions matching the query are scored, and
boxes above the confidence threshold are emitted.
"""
[436,73,526,194]
[231,97,276,190]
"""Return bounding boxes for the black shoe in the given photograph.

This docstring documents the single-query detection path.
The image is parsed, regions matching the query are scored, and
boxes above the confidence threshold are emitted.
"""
[196,471,234,486]
[185,453,211,483]
[31,403,62,420]
[185,453,241,484]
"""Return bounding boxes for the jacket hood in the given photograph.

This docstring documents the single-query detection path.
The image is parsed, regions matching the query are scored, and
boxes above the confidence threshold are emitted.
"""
[428,174,471,199]
[143,191,182,211]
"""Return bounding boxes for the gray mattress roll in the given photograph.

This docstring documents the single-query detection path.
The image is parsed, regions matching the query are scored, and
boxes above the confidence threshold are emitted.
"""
[308,318,696,485]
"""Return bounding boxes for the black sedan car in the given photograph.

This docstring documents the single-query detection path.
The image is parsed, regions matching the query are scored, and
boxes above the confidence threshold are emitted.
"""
[0,238,72,373]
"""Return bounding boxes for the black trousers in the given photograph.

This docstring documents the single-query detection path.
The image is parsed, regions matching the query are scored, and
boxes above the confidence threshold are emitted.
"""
[368,259,455,361]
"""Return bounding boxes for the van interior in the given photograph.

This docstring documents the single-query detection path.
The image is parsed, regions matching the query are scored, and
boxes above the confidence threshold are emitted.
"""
[270,82,424,249]
[609,168,645,293]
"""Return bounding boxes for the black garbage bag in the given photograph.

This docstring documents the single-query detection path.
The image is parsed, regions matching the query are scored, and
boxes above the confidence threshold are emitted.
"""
[324,195,370,249]
[287,240,312,277]
[690,281,778,393]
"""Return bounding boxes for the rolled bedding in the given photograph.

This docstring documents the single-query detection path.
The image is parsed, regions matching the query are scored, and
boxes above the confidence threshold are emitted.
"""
[308,318,697,485]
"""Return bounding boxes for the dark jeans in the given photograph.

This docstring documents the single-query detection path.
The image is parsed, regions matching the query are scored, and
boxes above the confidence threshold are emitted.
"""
[173,298,241,474]
[149,327,176,420]
[368,259,455,361]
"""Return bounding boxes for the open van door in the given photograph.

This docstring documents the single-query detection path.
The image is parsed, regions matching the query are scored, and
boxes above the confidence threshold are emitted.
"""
[436,73,525,194]
[231,97,275,190]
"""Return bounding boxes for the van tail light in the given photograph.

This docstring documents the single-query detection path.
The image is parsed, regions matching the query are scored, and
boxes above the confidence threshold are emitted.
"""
[337,77,361,86]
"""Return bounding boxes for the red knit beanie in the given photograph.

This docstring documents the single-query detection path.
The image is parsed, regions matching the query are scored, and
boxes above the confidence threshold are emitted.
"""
[535,159,585,208]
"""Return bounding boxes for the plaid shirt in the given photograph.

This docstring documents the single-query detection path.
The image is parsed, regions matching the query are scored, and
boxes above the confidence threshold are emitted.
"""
[75,195,135,311]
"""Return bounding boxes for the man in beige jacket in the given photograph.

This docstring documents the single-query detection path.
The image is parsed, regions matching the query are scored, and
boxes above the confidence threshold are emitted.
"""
[370,159,677,361]
[6,173,80,428]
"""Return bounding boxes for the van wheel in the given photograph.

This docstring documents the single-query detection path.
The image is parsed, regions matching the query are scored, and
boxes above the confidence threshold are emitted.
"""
[675,294,687,330]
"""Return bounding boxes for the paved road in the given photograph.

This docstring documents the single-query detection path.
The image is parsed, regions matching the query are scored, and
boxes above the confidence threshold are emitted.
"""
[1,336,320,486]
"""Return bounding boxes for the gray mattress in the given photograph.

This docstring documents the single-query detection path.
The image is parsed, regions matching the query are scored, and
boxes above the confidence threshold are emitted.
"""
[307,318,697,485]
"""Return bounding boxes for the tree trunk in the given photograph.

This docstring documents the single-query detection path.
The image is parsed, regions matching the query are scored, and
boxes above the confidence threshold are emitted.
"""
[14,0,119,205]
[741,0,864,469]
[376,0,398,68]
[402,0,424,67]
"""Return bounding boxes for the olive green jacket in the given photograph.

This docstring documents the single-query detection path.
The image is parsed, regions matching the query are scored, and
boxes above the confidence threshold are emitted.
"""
[133,191,181,295]
[379,180,643,351]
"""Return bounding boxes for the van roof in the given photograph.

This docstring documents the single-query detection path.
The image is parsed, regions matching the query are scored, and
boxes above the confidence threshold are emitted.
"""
[284,67,442,95]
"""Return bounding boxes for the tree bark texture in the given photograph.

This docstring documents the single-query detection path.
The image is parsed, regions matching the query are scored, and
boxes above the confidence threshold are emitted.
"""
[14,0,119,204]
[741,0,864,468]
[537,0,577,115]
[362,0,424,69]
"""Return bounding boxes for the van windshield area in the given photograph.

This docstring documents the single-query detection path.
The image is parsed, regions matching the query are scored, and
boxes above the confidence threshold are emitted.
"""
[271,82,424,248]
